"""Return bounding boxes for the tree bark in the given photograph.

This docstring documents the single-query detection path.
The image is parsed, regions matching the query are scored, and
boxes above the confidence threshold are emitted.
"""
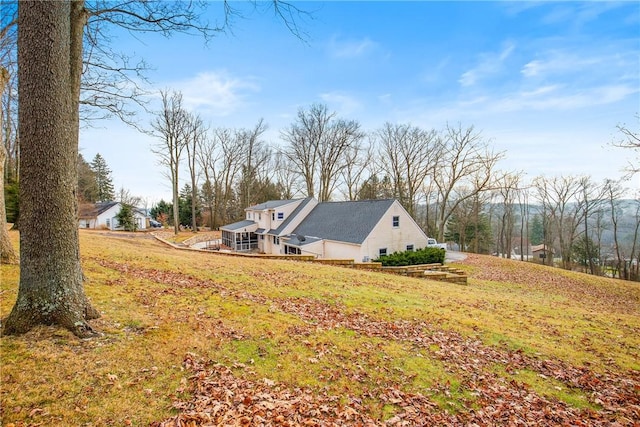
[3,1,98,337]
[0,66,18,265]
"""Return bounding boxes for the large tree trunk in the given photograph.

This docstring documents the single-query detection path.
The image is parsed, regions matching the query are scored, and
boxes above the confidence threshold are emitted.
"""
[0,66,18,265]
[3,1,98,337]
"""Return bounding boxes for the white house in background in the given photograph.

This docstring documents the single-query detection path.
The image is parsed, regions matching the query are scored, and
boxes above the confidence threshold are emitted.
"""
[78,202,149,230]
[220,198,429,261]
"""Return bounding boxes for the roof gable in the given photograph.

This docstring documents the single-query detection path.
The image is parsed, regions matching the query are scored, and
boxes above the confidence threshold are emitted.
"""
[292,199,396,244]
[271,197,315,235]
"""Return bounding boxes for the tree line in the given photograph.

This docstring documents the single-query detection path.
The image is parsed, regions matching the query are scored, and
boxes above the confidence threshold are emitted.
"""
[150,92,639,281]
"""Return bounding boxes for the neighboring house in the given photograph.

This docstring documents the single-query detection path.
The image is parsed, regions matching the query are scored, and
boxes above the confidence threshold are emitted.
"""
[78,202,149,230]
[531,244,552,262]
[220,198,428,261]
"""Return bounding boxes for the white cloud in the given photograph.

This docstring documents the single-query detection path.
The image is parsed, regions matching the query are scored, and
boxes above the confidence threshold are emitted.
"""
[459,41,516,87]
[521,52,602,78]
[168,71,260,116]
[486,84,637,113]
[327,35,378,59]
[319,91,362,116]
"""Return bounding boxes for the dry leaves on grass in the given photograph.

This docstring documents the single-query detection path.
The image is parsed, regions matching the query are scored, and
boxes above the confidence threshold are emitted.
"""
[153,297,639,426]
[456,254,639,314]
[94,259,639,425]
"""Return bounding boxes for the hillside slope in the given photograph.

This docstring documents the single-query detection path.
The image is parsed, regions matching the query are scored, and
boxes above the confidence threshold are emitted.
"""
[1,230,638,426]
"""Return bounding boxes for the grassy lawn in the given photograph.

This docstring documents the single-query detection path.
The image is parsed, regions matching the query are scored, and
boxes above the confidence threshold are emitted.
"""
[1,229,638,426]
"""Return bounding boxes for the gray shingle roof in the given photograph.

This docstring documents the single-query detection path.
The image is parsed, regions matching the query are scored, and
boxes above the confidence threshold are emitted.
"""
[271,197,315,236]
[247,199,298,210]
[220,219,256,231]
[78,201,119,218]
[283,234,322,247]
[292,199,396,245]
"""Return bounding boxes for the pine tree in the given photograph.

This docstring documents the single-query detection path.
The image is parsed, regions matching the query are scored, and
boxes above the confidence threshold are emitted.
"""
[78,154,98,202]
[530,214,544,246]
[179,183,200,228]
[115,203,137,231]
[90,153,115,202]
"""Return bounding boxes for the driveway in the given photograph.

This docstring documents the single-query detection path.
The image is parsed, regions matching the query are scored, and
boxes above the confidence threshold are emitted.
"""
[445,251,467,263]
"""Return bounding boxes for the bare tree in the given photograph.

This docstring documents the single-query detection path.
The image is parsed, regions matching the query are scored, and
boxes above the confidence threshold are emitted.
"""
[151,90,188,234]
[196,131,221,229]
[117,186,142,207]
[494,171,523,258]
[211,127,245,225]
[533,175,584,270]
[431,123,503,242]
[604,179,626,278]
[628,196,640,281]
[281,103,364,202]
[516,185,531,261]
[318,116,364,202]
[272,150,300,200]
[611,114,639,178]
[340,138,372,201]
[237,119,275,209]
[375,123,440,217]
[577,177,607,275]
[184,111,207,232]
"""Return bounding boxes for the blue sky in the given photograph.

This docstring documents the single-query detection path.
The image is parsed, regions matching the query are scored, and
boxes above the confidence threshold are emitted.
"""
[79,1,640,204]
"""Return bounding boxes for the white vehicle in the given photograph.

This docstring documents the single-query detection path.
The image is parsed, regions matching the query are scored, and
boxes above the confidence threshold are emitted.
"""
[426,238,447,250]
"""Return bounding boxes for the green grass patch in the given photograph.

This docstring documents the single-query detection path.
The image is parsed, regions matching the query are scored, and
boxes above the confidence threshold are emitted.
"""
[493,365,601,411]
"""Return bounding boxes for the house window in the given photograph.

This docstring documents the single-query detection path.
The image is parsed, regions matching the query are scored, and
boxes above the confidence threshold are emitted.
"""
[106,219,110,229]
[273,236,280,245]
[392,216,400,227]
[272,213,275,221]
[260,235,264,240]
[379,248,387,257]
[277,212,284,220]
[258,213,261,221]
[406,244,414,252]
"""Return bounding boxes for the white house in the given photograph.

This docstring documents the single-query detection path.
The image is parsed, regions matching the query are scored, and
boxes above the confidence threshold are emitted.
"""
[220,198,429,261]
[78,202,149,230]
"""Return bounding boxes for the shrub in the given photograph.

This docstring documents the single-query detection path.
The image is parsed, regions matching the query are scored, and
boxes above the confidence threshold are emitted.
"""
[375,247,445,266]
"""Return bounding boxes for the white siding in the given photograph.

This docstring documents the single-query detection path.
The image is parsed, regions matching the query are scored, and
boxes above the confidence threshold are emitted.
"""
[359,201,428,261]
[93,203,148,230]
[323,240,361,260]
[300,240,323,258]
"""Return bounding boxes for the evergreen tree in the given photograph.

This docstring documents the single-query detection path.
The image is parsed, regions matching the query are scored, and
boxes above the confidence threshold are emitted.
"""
[357,174,394,200]
[179,183,200,228]
[530,214,544,246]
[78,153,98,202]
[150,199,173,225]
[4,178,19,224]
[446,211,493,254]
[200,180,216,229]
[90,153,115,202]
[115,204,137,231]
[572,235,599,270]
